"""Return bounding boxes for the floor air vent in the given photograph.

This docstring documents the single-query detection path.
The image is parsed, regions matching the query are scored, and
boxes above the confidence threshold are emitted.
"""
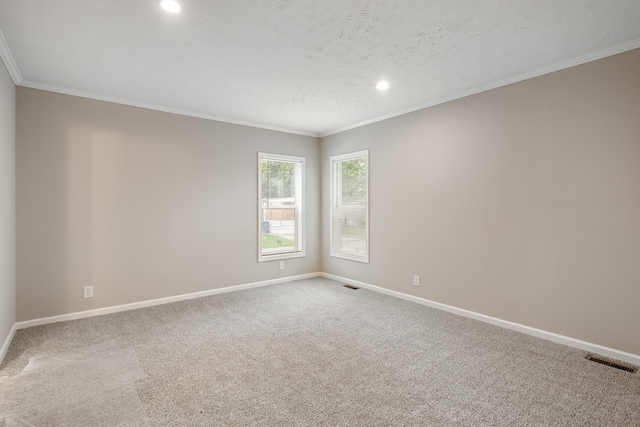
[343,285,360,290]
[585,354,637,373]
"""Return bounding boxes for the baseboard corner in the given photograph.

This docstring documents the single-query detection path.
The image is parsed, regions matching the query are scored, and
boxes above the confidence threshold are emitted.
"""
[0,323,17,367]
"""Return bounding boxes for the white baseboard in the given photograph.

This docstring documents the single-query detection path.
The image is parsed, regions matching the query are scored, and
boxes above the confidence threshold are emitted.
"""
[321,273,640,367]
[15,272,321,330]
[0,323,17,367]
[8,271,639,368]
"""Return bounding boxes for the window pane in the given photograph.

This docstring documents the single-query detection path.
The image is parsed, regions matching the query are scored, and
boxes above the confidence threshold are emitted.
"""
[340,158,366,205]
[258,153,305,262]
[330,151,368,263]
[334,204,366,255]
[261,159,296,252]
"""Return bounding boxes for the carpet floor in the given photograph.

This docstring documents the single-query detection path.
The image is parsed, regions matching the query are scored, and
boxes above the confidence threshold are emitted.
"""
[1,278,639,426]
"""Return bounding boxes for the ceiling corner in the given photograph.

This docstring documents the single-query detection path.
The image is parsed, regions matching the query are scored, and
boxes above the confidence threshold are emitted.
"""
[0,28,22,84]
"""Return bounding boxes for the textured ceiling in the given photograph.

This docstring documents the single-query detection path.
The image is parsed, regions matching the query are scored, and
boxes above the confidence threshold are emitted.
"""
[1,0,640,136]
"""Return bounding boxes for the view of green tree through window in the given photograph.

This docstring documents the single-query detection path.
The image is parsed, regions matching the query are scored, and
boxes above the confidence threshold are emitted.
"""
[330,150,369,262]
[258,153,305,262]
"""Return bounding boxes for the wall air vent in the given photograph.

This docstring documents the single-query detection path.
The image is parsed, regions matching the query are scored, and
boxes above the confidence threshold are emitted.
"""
[584,354,637,373]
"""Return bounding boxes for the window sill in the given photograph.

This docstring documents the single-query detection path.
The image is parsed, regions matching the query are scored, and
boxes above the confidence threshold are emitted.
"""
[258,251,306,263]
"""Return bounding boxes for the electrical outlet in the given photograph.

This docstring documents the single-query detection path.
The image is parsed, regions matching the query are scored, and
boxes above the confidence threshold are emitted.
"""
[279,261,285,270]
[84,286,94,298]
[413,275,420,287]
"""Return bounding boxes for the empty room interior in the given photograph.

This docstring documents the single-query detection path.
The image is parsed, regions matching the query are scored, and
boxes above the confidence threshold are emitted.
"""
[1,1,640,425]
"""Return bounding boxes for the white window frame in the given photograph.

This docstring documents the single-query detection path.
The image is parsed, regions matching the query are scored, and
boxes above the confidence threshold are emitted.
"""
[330,150,369,263]
[258,152,306,262]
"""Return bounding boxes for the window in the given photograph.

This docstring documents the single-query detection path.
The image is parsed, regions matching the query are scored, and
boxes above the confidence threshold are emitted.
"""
[258,153,305,262]
[330,150,369,263]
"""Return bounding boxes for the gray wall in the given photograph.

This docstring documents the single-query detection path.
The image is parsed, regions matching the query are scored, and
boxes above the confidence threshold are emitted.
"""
[0,60,15,346]
[321,49,640,356]
[16,88,320,321]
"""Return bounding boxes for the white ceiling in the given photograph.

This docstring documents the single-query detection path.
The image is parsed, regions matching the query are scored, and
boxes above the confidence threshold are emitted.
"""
[1,0,639,137]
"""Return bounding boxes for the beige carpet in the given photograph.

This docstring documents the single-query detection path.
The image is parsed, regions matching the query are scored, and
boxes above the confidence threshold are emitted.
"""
[1,278,639,426]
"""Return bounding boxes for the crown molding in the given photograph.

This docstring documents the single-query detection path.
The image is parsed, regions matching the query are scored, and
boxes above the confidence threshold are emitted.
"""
[17,80,321,138]
[0,28,22,84]
[320,86,483,138]
[480,38,640,92]
[8,36,640,139]
[320,38,640,138]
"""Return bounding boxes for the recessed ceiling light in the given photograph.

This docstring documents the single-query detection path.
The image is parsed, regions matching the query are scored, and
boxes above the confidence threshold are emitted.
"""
[377,81,389,90]
[161,0,181,13]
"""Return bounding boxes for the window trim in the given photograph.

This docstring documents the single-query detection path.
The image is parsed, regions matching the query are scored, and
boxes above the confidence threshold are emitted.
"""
[329,150,369,263]
[257,152,306,263]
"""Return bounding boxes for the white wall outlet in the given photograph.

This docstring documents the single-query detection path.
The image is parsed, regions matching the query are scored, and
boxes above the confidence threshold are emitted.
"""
[84,286,94,298]
[279,261,285,270]
[413,275,420,287]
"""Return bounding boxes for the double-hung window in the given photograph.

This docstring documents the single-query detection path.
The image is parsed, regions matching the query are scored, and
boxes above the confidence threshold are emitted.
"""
[330,150,369,263]
[258,153,305,262]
